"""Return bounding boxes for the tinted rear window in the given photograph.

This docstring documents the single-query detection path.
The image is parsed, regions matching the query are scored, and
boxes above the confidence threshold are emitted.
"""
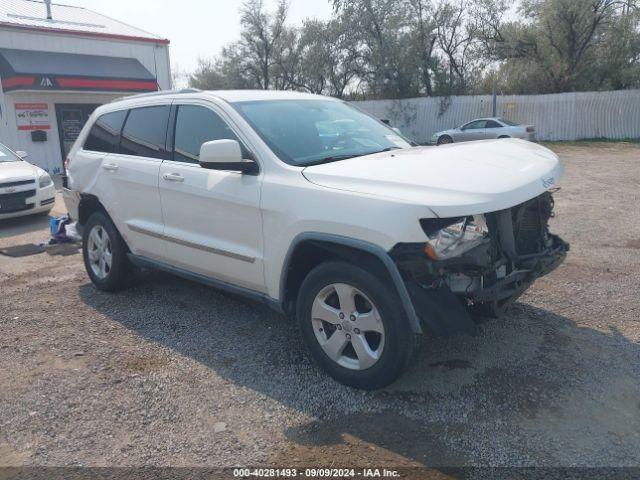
[84,110,127,153]
[120,106,170,159]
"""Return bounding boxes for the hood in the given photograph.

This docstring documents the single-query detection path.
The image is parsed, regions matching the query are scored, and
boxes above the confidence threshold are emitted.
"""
[302,139,564,217]
[0,160,39,183]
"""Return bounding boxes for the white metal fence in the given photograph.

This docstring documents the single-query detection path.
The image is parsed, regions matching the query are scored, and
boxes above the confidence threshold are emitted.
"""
[354,89,640,143]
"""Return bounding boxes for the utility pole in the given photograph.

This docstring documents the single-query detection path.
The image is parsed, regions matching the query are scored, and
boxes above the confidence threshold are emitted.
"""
[45,0,53,20]
[492,74,497,117]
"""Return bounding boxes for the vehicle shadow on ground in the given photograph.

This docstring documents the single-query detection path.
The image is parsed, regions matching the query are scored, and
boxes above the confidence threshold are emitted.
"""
[79,271,640,468]
[0,213,50,239]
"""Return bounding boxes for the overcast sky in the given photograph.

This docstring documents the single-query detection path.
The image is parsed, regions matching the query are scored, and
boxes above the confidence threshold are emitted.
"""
[61,0,334,78]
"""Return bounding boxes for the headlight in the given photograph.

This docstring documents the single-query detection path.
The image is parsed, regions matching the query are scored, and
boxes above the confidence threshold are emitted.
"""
[423,215,489,261]
[38,171,53,188]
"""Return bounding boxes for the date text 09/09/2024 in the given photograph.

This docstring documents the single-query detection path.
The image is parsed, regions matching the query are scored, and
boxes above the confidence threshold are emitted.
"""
[233,468,401,477]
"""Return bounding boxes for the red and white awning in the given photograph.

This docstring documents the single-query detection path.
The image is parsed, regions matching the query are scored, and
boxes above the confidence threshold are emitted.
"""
[0,48,158,93]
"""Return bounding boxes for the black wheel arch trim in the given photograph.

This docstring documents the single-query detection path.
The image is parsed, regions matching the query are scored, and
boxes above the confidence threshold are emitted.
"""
[279,232,423,334]
[77,193,106,226]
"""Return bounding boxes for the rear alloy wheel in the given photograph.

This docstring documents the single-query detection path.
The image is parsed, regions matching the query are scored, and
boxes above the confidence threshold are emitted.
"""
[437,135,453,145]
[297,261,418,389]
[87,225,113,280]
[82,211,132,292]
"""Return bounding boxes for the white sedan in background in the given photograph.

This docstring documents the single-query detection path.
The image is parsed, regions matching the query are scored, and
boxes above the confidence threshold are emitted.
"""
[0,143,56,220]
[432,117,536,145]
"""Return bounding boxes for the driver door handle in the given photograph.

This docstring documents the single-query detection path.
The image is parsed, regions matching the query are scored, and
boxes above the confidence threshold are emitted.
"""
[102,163,119,172]
[162,173,184,183]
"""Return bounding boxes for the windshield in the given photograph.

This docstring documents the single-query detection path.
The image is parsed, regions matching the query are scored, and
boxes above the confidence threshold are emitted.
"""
[498,118,519,127]
[0,143,20,162]
[231,99,412,166]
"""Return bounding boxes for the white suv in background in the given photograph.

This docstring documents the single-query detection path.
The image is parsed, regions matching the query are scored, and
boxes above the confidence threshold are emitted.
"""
[64,89,568,389]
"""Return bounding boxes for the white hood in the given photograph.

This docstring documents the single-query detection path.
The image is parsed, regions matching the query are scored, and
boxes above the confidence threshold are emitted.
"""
[0,161,39,183]
[302,139,564,217]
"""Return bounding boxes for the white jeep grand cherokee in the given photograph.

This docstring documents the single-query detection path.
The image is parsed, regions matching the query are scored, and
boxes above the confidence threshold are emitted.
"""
[63,89,568,389]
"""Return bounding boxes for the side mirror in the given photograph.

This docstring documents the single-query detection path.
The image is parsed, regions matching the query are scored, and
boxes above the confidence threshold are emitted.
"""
[15,150,28,160]
[199,140,258,175]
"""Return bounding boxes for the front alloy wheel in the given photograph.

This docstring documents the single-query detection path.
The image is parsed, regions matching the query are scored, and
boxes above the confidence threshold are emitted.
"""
[297,261,418,389]
[311,283,385,370]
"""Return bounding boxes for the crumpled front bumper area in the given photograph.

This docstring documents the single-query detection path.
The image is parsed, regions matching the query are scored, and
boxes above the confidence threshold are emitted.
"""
[466,233,568,308]
[391,192,569,334]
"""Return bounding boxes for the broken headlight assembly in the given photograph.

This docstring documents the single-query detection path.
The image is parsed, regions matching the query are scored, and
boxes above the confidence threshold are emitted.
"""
[421,216,489,261]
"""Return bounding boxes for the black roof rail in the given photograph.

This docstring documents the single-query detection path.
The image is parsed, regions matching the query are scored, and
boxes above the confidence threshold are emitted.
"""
[112,88,202,103]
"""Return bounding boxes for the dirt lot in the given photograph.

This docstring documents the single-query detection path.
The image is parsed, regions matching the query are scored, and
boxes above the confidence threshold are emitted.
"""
[1,142,639,471]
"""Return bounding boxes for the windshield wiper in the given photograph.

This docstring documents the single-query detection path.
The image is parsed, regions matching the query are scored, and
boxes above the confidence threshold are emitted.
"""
[372,147,402,154]
[300,147,401,167]
[300,154,360,167]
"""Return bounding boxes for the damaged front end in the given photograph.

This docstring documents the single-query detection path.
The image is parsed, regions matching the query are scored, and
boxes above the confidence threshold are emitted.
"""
[390,192,569,336]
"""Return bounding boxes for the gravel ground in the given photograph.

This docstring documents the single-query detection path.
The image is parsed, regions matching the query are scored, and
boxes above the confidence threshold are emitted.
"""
[0,142,639,469]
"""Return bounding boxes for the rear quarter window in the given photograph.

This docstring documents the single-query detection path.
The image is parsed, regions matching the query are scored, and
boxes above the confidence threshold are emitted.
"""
[499,118,519,127]
[83,110,127,154]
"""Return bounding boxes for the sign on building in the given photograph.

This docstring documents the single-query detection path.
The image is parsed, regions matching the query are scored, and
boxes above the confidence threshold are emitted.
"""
[15,103,50,131]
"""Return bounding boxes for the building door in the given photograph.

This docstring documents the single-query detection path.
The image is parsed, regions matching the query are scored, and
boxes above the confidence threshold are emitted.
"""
[55,104,101,169]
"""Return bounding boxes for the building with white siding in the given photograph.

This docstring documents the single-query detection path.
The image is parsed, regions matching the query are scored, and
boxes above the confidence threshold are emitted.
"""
[0,0,171,173]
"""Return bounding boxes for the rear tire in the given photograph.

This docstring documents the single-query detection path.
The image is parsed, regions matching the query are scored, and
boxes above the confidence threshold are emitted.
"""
[296,261,418,389]
[82,211,132,292]
[437,135,453,145]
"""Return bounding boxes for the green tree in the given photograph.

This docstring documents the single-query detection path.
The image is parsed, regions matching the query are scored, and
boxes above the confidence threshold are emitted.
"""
[189,0,640,97]
[496,0,639,93]
[238,0,291,90]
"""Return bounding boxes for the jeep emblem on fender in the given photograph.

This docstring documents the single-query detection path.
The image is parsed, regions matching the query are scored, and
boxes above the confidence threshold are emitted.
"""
[542,176,555,188]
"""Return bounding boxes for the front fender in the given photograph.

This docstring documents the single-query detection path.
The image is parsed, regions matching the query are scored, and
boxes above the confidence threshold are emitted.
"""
[280,232,424,334]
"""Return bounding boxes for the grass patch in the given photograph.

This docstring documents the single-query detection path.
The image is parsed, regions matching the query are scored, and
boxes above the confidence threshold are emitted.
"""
[541,138,640,147]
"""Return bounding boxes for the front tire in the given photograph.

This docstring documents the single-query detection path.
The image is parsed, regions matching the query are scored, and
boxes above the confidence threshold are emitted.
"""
[297,261,418,389]
[82,211,132,292]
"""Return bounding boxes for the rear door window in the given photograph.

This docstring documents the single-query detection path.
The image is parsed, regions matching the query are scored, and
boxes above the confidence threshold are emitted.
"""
[485,120,502,129]
[172,105,245,164]
[84,110,127,153]
[120,105,170,160]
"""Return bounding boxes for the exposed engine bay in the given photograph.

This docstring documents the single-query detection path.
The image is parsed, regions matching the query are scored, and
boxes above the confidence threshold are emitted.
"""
[391,192,569,327]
